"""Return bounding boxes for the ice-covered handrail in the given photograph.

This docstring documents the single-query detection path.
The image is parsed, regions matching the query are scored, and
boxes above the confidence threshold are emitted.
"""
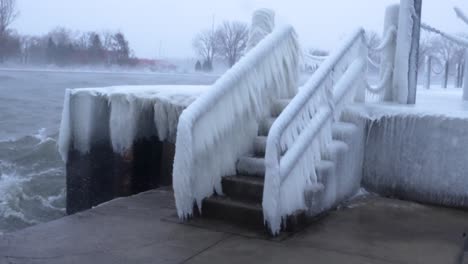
[365,66,393,94]
[455,7,468,27]
[263,28,367,235]
[421,23,468,47]
[305,53,328,62]
[364,25,397,100]
[367,26,397,52]
[173,25,300,219]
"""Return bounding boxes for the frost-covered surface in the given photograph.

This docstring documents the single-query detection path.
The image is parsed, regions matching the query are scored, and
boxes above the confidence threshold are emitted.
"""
[58,85,210,161]
[173,25,300,219]
[263,28,367,234]
[350,87,468,209]
[352,87,468,119]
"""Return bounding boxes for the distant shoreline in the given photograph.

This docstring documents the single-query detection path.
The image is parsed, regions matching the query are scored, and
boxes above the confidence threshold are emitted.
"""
[0,66,221,78]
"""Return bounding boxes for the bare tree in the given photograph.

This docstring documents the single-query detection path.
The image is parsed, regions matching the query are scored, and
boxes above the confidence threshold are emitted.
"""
[0,0,18,36]
[193,29,217,71]
[0,0,18,61]
[215,21,248,67]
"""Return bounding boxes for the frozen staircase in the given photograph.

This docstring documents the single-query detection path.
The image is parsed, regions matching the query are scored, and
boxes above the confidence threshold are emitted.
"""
[201,98,363,232]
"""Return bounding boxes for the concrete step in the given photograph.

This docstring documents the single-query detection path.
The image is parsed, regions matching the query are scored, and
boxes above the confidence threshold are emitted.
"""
[315,160,335,185]
[322,140,349,162]
[253,136,267,157]
[308,160,335,214]
[202,196,264,229]
[332,122,358,142]
[271,99,291,117]
[258,117,277,136]
[202,195,310,233]
[304,182,325,215]
[222,175,264,204]
[236,157,265,177]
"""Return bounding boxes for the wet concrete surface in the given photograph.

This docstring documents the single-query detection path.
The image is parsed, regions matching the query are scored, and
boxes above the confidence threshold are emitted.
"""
[0,188,467,264]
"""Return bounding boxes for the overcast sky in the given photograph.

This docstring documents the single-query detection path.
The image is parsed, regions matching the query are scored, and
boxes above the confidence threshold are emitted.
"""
[13,0,468,59]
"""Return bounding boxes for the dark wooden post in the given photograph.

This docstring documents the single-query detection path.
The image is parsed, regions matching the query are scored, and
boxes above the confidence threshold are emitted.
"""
[394,0,422,104]
[407,0,423,104]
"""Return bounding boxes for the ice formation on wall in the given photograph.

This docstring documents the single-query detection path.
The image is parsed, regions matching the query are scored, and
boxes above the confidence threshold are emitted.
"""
[362,113,468,209]
[173,25,300,219]
[58,85,210,162]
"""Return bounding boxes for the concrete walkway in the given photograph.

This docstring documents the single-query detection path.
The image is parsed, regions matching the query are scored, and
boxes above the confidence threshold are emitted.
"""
[0,188,467,264]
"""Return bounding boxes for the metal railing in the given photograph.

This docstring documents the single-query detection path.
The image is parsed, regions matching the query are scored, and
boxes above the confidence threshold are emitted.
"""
[173,25,301,219]
[263,28,368,234]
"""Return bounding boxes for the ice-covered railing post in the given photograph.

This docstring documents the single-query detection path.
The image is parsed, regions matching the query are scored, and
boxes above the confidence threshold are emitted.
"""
[393,0,422,104]
[172,9,300,219]
[381,4,399,101]
[456,60,464,88]
[464,51,468,100]
[442,61,449,89]
[424,56,432,90]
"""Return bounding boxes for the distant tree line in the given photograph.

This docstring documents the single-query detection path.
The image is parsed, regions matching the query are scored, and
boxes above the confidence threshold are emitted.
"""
[0,0,136,66]
[193,21,249,72]
[1,28,134,66]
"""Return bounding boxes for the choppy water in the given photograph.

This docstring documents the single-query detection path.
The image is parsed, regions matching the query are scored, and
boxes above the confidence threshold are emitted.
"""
[0,68,217,234]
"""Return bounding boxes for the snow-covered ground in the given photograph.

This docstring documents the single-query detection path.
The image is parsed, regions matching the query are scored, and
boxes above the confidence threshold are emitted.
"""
[359,86,468,118]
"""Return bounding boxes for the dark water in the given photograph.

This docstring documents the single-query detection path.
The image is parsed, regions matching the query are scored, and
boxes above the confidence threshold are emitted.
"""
[0,68,217,234]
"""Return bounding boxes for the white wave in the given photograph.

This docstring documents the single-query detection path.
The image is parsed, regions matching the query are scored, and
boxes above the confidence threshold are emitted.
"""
[33,128,55,145]
[0,172,38,224]
[23,189,66,212]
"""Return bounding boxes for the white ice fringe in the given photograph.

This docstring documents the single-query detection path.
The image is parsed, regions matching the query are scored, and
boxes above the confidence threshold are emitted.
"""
[264,29,367,235]
[58,85,206,162]
[173,25,300,219]
[58,89,72,161]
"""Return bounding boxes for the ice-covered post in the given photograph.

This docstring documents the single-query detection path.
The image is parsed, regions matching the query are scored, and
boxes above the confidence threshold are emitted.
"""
[457,63,464,88]
[246,9,275,52]
[463,51,468,100]
[393,0,422,104]
[460,62,465,88]
[382,4,400,101]
[424,56,431,89]
[442,61,449,89]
